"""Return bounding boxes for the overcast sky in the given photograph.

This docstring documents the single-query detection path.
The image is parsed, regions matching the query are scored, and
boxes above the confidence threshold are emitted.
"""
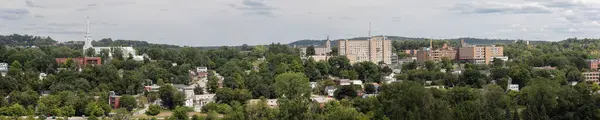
[1,0,600,46]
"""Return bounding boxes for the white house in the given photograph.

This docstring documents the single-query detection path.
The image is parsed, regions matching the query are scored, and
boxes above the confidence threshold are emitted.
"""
[324,86,336,97]
[0,63,7,77]
[508,84,519,91]
[194,94,216,112]
[248,99,278,108]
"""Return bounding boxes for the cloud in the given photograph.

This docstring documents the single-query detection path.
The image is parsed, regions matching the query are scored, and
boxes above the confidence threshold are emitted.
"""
[451,2,552,14]
[229,0,277,17]
[25,0,45,8]
[0,8,31,20]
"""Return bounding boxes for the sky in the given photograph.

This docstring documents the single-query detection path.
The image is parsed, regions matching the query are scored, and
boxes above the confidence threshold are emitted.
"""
[1,0,600,46]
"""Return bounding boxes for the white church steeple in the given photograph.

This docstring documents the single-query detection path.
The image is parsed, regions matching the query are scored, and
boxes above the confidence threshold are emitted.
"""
[83,17,94,53]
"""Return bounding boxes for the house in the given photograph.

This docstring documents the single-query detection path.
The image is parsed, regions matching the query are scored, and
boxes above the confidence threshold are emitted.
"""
[248,99,278,108]
[336,79,351,86]
[310,82,318,89]
[508,84,519,91]
[312,96,335,108]
[173,84,195,107]
[324,86,336,97]
[144,84,161,92]
[194,94,215,112]
[0,63,8,77]
[350,80,364,89]
[108,91,121,109]
[39,73,47,80]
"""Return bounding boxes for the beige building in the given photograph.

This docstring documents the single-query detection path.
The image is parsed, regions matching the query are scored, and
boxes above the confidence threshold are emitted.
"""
[416,43,457,63]
[584,72,600,84]
[300,38,331,56]
[458,46,504,64]
[338,36,392,64]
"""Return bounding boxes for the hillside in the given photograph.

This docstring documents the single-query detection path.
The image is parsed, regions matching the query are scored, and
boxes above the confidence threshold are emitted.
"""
[288,36,549,47]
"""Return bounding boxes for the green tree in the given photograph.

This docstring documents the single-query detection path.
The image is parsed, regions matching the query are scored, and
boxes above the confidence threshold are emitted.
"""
[339,70,358,80]
[172,106,190,120]
[207,76,219,93]
[119,95,137,111]
[85,102,105,117]
[334,85,358,100]
[215,88,251,105]
[245,97,279,120]
[305,46,316,56]
[85,48,96,57]
[274,73,311,120]
[159,84,185,109]
[378,81,436,120]
[353,62,382,82]
[146,105,161,116]
[112,108,131,120]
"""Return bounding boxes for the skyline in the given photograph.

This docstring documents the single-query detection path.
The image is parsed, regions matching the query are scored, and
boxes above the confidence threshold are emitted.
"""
[1,0,600,46]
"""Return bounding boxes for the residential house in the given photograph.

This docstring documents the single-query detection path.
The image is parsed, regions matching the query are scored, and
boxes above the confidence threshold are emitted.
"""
[324,86,336,97]
[312,96,335,108]
[248,99,278,108]
[194,94,215,112]
[0,63,8,76]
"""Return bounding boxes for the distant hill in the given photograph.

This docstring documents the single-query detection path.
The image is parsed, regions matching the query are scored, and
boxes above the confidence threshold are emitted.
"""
[0,34,57,46]
[288,36,548,47]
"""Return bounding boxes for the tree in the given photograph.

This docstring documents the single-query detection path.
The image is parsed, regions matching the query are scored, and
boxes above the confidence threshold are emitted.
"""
[334,85,358,100]
[328,56,351,76]
[304,58,322,81]
[119,95,137,111]
[4,104,28,116]
[207,76,219,93]
[215,88,251,104]
[146,105,161,116]
[339,70,358,80]
[85,102,105,117]
[194,85,204,95]
[7,61,23,77]
[172,106,190,120]
[566,69,584,82]
[85,48,96,57]
[111,48,124,60]
[159,84,185,109]
[323,101,370,120]
[378,81,436,120]
[112,108,131,120]
[353,62,382,82]
[245,97,279,120]
[274,73,311,120]
[364,83,376,94]
[306,46,316,56]
[459,69,486,88]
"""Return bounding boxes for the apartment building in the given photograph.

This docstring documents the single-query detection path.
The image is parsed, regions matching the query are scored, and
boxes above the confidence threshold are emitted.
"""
[587,59,600,71]
[338,36,392,64]
[300,38,331,56]
[416,43,457,63]
[458,46,504,64]
[583,72,600,84]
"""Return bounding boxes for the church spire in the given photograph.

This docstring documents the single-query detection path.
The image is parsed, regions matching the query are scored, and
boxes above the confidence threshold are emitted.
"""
[83,17,94,54]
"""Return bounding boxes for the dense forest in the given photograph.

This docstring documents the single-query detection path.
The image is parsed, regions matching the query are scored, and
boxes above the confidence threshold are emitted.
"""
[2,34,600,119]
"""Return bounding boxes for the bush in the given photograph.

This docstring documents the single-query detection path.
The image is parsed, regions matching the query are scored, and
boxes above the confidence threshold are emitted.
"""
[145,105,161,116]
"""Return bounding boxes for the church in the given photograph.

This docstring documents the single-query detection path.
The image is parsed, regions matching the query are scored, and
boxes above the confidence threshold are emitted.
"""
[82,17,146,61]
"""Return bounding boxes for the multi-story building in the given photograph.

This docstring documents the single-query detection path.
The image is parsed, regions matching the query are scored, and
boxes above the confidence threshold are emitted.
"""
[194,94,215,112]
[416,43,457,63]
[583,72,600,84]
[338,36,392,64]
[300,37,331,56]
[458,45,504,64]
[587,59,600,71]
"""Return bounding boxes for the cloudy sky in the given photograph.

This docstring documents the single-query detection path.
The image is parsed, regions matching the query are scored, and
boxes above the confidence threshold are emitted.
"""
[1,0,600,46]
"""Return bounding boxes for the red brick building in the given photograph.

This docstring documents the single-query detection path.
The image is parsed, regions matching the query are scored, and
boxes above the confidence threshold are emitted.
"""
[55,57,102,68]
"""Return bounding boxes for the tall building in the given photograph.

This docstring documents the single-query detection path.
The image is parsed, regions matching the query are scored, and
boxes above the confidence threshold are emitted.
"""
[338,36,392,64]
[458,46,504,64]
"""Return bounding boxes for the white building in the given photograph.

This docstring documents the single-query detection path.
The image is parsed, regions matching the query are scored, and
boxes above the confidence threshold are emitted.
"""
[324,86,336,97]
[508,84,519,91]
[248,99,278,108]
[82,17,146,61]
[0,63,7,77]
[310,82,318,89]
[194,94,216,112]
